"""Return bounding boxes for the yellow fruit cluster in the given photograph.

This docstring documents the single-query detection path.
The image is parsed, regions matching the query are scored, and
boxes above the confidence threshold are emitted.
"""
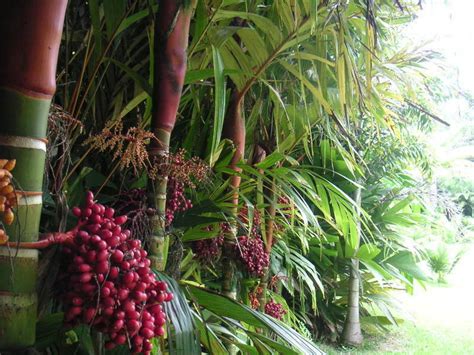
[0,229,7,244]
[0,159,16,244]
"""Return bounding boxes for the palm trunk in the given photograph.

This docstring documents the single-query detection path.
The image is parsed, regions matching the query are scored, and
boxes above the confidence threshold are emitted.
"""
[221,90,245,299]
[148,0,193,271]
[0,0,67,350]
[341,186,363,346]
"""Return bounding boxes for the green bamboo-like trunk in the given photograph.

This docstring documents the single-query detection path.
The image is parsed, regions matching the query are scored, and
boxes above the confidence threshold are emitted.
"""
[148,0,194,271]
[0,0,67,350]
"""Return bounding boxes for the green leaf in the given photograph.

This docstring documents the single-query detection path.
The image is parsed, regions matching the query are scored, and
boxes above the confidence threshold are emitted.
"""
[192,312,228,354]
[385,251,429,281]
[35,312,64,350]
[117,5,158,35]
[154,273,200,354]
[181,225,221,242]
[187,285,323,354]
[356,243,381,261]
[106,58,153,95]
[255,152,285,169]
[210,46,226,165]
[103,0,127,39]
[185,69,214,84]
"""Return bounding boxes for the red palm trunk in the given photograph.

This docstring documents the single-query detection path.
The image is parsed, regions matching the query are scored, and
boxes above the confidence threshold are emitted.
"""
[148,0,194,270]
[220,90,245,298]
[0,0,68,349]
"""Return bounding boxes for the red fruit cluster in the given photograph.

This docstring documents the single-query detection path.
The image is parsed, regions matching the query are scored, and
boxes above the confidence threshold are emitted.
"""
[192,235,224,263]
[235,235,269,277]
[61,192,173,354]
[165,178,192,226]
[264,300,287,320]
[238,207,261,237]
[192,223,231,263]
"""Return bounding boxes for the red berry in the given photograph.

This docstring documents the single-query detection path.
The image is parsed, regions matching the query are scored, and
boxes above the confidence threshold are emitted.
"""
[72,297,83,306]
[82,207,93,217]
[133,335,143,347]
[78,263,92,273]
[140,327,154,339]
[111,250,124,263]
[86,191,94,202]
[114,215,127,225]
[127,319,140,332]
[100,287,111,298]
[105,208,115,219]
[105,341,116,350]
[155,326,165,336]
[112,319,124,331]
[79,273,92,283]
[72,207,82,217]
[83,308,97,323]
[115,334,127,345]
[109,266,119,279]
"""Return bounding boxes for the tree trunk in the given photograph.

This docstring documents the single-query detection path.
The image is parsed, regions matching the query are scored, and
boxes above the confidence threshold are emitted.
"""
[0,0,67,350]
[221,90,245,299]
[341,187,363,346]
[148,0,193,271]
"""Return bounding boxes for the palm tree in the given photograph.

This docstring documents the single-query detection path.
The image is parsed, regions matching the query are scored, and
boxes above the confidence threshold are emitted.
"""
[0,0,68,350]
[147,0,195,271]
[342,186,364,346]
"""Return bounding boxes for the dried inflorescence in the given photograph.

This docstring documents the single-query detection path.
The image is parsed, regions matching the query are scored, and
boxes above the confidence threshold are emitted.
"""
[149,148,209,186]
[47,104,83,177]
[277,195,293,219]
[268,274,288,292]
[87,122,210,183]
[162,150,209,226]
[249,286,263,310]
[112,189,153,243]
[48,104,83,135]
[108,150,209,229]
[85,121,155,176]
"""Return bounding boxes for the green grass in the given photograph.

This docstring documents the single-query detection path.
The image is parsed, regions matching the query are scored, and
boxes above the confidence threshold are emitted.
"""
[319,321,474,355]
[319,245,474,355]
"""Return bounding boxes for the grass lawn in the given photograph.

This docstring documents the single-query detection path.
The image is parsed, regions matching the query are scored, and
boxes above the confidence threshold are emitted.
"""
[318,246,474,355]
[319,320,474,355]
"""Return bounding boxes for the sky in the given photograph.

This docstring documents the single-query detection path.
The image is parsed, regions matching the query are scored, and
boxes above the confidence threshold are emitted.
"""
[407,0,474,94]
[404,0,474,166]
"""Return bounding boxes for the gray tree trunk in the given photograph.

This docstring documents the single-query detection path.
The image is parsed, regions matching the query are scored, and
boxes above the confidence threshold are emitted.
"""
[341,187,363,346]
